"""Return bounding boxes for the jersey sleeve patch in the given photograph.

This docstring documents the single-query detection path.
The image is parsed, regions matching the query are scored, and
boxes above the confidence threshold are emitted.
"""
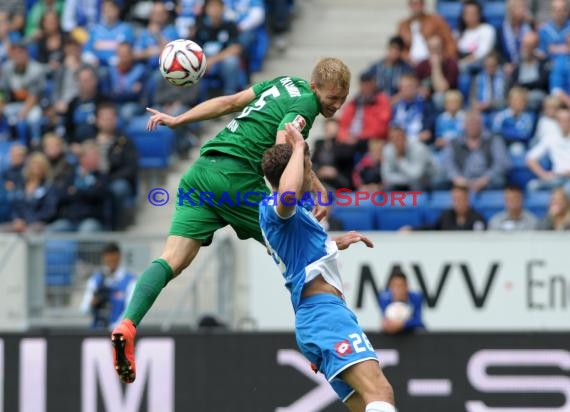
[292,115,307,132]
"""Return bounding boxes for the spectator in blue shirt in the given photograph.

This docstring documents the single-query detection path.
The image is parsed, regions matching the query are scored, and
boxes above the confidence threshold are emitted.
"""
[107,42,145,120]
[497,0,534,72]
[475,52,507,122]
[224,0,266,52]
[82,0,135,67]
[549,33,570,108]
[134,2,179,70]
[492,87,536,151]
[391,73,436,144]
[378,266,425,335]
[435,89,465,150]
[538,0,570,62]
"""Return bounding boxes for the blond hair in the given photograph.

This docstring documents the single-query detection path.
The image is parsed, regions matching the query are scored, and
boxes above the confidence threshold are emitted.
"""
[23,152,52,182]
[444,89,464,105]
[311,57,351,91]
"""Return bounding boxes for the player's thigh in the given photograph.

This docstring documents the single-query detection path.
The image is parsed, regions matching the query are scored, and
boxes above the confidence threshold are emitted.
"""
[160,235,203,276]
[340,359,394,405]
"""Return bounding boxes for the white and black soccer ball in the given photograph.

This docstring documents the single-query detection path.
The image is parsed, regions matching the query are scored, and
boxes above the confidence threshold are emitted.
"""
[159,39,207,87]
[384,301,412,322]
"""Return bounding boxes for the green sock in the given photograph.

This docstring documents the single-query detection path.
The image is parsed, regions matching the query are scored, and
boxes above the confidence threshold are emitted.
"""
[123,258,174,326]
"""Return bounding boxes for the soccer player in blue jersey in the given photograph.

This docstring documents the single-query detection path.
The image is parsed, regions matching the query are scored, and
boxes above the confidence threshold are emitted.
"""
[259,123,396,412]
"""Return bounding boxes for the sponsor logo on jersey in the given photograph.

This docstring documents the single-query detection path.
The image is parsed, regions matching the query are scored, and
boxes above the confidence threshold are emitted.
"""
[334,340,353,356]
[292,115,306,132]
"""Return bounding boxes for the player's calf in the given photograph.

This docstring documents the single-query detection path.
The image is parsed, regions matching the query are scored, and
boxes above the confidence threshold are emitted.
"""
[341,360,395,412]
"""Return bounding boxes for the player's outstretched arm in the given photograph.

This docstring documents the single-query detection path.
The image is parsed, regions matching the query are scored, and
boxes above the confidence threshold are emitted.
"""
[275,123,306,218]
[334,231,374,251]
[146,87,256,131]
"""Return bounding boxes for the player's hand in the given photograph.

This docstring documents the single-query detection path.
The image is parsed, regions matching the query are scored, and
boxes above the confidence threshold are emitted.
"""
[146,107,178,130]
[284,122,304,146]
[313,201,330,222]
[334,231,374,250]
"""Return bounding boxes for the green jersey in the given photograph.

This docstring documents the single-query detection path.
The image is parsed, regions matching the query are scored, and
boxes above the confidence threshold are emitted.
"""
[200,76,321,174]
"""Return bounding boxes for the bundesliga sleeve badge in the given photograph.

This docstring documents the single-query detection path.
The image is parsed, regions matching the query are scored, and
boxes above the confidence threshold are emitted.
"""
[292,115,307,132]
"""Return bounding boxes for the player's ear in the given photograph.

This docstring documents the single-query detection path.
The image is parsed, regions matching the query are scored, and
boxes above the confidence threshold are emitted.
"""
[309,81,317,92]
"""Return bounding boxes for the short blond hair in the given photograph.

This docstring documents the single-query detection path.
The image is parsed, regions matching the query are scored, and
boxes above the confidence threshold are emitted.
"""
[23,152,52,181]
[311,57,351,91]
[508,86,528,100]
[444,89,463,105]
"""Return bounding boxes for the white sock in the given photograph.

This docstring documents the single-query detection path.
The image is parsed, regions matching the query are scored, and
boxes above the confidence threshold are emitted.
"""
[365,401,396,412]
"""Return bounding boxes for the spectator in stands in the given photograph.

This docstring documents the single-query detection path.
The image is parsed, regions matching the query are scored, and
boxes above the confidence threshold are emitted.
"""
[82,0,135,68]
[47,140,107,233]
[42,133,74,192]
[391,73,436,143]
[1,41,45,147]
[537,187,570,230]
[497,0,534,74]
[381,126,433,191]
[312,118,353,190]
[435,90,465,150]
[34,10,65,73]
[337,72,392,154]
[549,32,570,109]
[107,42,145,120]
[0,11,20,67]
[403,184,487,231]
[175,0,203,39]
[2,152,58,233]
[397,0,456,66]
[456,0,497,100]
[61,0,102,34]
[193,0,243,97]
[80,242,137,330]
[65,65,103,148]
[474,52,507,118]
[507,31,549,112]
[526,107,570,195]
[265,0,291,52]
[134,2,179,71]
[365,36,413,99]
[415,35,459,111]
[537,0,570,62]
[0,92,10,141]
[3,143,26,191]
[492,87,536,151]
[224,0,266,56]
[95,102,138,230]
[25,0,64,38]
[441,110,509,192]
[352,139,383,192]
[0,0,24,33]
[488,185,538,231]
[534,95,561,141]
[51,37,82,117]
[378,266,425,334]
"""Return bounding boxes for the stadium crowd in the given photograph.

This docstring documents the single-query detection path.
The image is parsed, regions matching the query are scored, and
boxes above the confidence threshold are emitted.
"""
[0,0,293,232]
[0,0,569,234]
[323,0,570,231]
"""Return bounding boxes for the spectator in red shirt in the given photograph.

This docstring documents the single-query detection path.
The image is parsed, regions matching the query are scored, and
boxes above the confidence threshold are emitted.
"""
[415,35,459,111]
[338,72,391,155]
[352,139,384,192]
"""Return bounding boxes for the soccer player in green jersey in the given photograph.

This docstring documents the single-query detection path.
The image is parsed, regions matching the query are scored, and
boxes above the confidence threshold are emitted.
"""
[111,57,351,384]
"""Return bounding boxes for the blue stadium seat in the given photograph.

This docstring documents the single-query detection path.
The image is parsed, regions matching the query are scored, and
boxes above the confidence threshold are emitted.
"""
[483,2,506,29]
[45,240,78,287]
[436,1,463,31]
[525,190,550,219]
[248,25,270,73]
[375,192,428,231]
[473,190,505,220]
[330,194,376,230]
[125,116,175,169]
[423,191,452,225]
[507,152,535,188]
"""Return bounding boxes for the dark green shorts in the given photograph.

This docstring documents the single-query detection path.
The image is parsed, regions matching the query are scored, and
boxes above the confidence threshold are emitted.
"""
[169,154,269,245]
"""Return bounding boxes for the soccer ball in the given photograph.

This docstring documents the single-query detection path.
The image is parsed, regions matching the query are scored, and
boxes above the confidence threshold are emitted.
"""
[384,301,412,322]
[159,39,207,87]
